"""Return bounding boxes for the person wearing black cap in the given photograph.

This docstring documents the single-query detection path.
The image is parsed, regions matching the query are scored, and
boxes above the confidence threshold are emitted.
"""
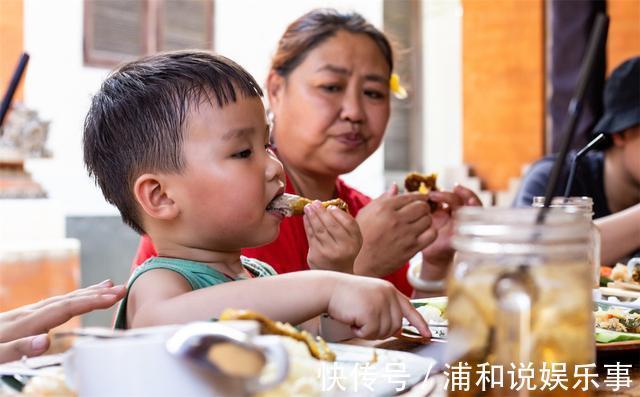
[513,56,640,264]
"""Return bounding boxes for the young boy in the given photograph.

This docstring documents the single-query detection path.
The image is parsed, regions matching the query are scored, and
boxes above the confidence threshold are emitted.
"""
[83,51,429,340]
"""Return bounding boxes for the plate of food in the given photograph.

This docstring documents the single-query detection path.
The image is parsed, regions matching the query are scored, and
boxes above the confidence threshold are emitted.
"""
[402,297,448,340]
[403,296,640,352]
[599,259,640,302]
[255,337,435,397]
[1,314,435,397]
[219,309,435,397]
[594,302,640,351]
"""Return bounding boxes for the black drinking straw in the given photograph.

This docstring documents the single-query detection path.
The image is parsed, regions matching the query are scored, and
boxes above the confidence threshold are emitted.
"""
[562,132,607,197]
[0,53,30,133]
[536,14,609,224]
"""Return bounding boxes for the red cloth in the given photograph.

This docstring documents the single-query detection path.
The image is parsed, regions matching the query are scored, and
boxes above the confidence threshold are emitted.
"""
[130,176,412,296]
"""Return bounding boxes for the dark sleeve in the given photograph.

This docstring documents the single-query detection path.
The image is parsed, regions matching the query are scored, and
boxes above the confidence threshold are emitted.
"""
[511,159,555,208]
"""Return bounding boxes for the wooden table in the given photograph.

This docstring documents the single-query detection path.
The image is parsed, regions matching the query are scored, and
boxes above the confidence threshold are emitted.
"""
[347,338,639,396]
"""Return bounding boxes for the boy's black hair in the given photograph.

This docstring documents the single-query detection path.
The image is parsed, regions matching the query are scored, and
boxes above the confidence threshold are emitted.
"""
[83,51,263,234]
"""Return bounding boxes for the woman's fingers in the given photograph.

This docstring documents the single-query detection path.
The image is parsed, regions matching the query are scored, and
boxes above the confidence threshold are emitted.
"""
[37,285,126,312]
[416,225,438,250]
[427,190,464,211]
[397,200,431,223]
[2,289,124,342]
[21,280,116,311]
[453,184,483,206]
[428,185,482,210]
[0,334,50,364]
[390,192,431,211]
[381,182,399,198]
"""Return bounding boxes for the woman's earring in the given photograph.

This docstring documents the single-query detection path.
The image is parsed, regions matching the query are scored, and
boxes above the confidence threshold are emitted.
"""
[267,110,277,148]
[267,110,275,132]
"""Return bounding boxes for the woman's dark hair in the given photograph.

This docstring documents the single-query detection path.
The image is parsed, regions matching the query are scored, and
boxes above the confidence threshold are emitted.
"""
[271,8,394,77]
[83,51,262,234]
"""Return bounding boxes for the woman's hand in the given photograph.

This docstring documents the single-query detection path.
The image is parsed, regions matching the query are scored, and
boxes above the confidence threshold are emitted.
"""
[354,184,437,277]
[304,201,363,273]
[0,280,126,363]
[420,185,482,280]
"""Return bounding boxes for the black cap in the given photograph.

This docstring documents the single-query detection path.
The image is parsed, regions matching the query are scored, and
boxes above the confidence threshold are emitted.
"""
[593,56,640,135]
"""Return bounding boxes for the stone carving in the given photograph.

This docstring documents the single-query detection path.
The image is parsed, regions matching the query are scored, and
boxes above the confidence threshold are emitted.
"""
[0,103,50,198]
[0,103,51,158]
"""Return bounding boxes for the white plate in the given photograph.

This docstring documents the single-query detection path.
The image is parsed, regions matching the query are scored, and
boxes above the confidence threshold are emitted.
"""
[325,343,436,396]
[403,297,448,339]
[594,298,640,310]
[1,338,435,397]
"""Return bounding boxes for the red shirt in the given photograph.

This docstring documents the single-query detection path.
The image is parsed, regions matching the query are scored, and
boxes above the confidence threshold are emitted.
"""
[131,176,412,296]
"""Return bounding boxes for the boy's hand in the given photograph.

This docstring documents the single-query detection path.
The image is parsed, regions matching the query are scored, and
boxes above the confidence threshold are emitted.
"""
[326,275,430,340]
[304,201,362,274]
[354,184,437,277]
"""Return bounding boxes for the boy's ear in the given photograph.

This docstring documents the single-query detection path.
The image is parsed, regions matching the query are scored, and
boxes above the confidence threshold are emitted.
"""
[266,70,285,110]
[133,174,179,221]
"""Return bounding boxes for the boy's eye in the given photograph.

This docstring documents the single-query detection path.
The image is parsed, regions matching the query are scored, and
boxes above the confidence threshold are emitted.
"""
[232,149,252,159]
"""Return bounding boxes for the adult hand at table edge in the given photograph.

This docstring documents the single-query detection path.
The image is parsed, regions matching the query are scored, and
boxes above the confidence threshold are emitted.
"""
[0,333,50,364]
[0,281,126,362]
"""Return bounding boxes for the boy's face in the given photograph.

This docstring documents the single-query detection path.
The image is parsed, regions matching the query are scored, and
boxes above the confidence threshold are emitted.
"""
[166,95,286,250]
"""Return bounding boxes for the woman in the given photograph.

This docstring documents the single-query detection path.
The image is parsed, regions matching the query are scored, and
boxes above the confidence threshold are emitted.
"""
[133,9,480,296]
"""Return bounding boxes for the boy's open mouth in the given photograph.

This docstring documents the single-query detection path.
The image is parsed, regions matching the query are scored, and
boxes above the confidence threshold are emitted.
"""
[266,194,292,217]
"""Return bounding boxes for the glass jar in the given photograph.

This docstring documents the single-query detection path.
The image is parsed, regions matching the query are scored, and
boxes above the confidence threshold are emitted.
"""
[447,207,595,396]
[533,196,601,288]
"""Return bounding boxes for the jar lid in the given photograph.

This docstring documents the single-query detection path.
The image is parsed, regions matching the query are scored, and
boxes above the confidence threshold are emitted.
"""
[452,207,591,256]
[532,196,593,212]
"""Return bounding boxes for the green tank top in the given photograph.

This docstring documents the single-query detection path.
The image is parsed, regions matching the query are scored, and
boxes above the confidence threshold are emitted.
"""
[114,256,277,329]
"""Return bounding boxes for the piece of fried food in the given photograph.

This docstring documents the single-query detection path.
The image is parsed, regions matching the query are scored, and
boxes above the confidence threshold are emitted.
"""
[267,193,349,217]
[219,309,336,361]
[404,172,438,194]
[288,195,349,216]
[404,172,439,211]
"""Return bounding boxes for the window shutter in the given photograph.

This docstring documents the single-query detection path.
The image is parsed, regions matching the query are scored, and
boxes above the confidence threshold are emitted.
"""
[383,0,422,173]
[84,0,147,66]
[159,0,213,51]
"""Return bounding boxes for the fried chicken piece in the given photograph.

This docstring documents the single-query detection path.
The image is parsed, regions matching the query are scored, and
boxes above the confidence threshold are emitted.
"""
[404,172,438,194]
[267,193,349,217]
[219,309,336,361]
[404,172,439,211]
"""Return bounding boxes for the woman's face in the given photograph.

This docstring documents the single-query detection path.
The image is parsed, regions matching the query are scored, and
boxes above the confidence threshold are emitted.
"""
[268,30,391,177]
